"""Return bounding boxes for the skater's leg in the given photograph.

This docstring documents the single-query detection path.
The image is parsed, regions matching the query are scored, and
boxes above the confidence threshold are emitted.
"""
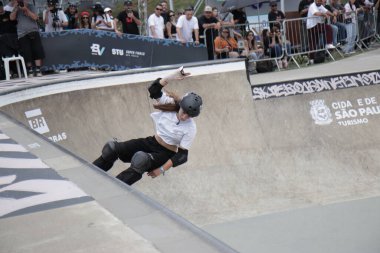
[116,167,142,185]
[93,141,118,171]
[116,151,153,185]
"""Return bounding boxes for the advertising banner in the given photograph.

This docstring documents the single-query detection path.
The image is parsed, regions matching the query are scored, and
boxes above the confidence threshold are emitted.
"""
[40,29,207,71]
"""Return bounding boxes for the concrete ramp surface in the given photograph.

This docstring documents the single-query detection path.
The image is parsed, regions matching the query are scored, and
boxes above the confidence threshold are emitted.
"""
[1,60,380,253]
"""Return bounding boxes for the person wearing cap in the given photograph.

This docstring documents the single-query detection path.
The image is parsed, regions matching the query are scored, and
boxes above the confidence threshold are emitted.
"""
[64,2,79,29]
[43,0,68,32]
[176,7,199,44]
[10,0,45,77]
[114,0,141,35]
[91,2,113,31]
[148,3,165,38]
[103,7,114,30]
[93,66,203,186]
[198,5,220,60]
[79,11,91,29]
[268,1,285,31]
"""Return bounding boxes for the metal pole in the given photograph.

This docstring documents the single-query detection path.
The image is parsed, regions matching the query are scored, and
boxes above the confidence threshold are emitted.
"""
[138,0,148,36]
[169,0,174,10]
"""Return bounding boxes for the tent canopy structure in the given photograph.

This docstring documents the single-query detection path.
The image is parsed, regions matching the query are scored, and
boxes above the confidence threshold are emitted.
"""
[205,0,284,13]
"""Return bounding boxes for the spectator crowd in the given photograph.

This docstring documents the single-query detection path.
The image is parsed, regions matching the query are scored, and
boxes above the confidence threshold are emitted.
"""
[1,0,380,79]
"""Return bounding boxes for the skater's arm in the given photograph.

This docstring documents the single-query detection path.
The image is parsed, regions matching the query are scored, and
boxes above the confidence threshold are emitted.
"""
[147,148,188,178]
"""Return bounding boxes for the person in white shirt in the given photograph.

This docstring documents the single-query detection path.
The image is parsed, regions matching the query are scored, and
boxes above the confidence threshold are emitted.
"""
[343,0,363,54]
[93,67,203,186]
[43,0,68,32]
[148,3,165,38]
[176,7,199,44]
[306,0,335,63]
[91,3,113,31]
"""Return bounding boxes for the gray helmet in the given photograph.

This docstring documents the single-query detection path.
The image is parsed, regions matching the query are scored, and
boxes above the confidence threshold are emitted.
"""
[179,92,203,117]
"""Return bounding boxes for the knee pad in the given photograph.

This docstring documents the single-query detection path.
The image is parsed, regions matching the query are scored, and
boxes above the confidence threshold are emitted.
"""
[131,151,153,174]
[101,141,118,162]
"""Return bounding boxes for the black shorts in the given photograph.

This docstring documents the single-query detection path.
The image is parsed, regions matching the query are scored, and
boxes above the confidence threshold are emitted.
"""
[116,136,176,171]
[18,32,45,63]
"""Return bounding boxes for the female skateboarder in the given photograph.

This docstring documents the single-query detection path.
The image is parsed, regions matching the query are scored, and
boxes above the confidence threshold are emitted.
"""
[93,67,203,185]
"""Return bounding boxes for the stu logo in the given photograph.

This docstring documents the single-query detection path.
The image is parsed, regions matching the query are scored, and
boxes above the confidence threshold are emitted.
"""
[91,43,106,56]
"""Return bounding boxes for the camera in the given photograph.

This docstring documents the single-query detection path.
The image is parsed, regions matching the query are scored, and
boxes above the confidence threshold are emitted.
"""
[18,0,24,7]
[52,16,60,28]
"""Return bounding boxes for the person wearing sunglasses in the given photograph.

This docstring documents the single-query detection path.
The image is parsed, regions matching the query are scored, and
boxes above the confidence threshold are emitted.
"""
[148,3,165,38]
[79,11,91,29]
[165,10,176,39]
[114,0,141,35]
[93,66,203,186]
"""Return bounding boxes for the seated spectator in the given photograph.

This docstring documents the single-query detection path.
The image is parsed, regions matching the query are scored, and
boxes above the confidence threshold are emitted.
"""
[114,0,141,35]
[148,3,165,38]
[64,2,78,29]
[241,31,264,60]
[91,3,113,31]
[165,10,176,39]
[329,0,347,44]
[10,0,45,77]
[43,0,68,32]
[198,5,220,60]
[176,7,199,44]
[262,27,289,68]
[79,11,91,29]
[214,27,240,59]
[268,1,285,31]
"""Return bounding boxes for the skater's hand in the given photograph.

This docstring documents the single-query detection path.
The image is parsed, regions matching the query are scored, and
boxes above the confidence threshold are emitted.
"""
[148,168,161,178]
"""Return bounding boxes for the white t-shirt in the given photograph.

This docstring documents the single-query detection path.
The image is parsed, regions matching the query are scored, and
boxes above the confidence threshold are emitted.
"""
[344,3,357,24]
[43,10,68,32]
[150,92,196,150]
[148,13,164,39]
[306,2,328,29]
[92,14,113,30]
[176,15,199,42]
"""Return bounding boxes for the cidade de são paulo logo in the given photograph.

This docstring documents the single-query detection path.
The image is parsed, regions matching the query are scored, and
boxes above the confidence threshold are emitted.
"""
[309,96,380,127]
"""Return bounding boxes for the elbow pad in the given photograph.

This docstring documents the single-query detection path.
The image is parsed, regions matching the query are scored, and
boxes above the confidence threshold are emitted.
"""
[171,148,188,167]
[148,78,164,99]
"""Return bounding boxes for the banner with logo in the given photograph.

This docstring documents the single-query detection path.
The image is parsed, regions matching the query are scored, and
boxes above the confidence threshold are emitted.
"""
[40,29,207,71]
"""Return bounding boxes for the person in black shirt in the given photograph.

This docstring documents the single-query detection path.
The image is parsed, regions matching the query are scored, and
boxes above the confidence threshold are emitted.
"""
[0,1,18,56]
[64,2,79,29]
[198,5,220,60]
[299,0,313,17]
[268,1,285,31]
[114,0,141,35]
[231,7,247,36]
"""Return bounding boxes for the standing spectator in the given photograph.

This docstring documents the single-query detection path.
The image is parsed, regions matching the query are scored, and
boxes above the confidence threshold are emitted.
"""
[160,0,169,23]
[0,0,18,79]
[79,11,91,29]
[198,5,220,60]
[10,0,45,77]
[64,2,78,29]
[165,10,176,39]
[306,0,336,64]
[231,7,247,37]
[43,0,68,32]
[375,0,380,35]
[299,0,313,50]
[323,0,340,47]
[114,0,141,35]
[148,3,165,38]
[268,1,285,31]
[343,0,361,54]
[103,7,114,31]
[217,8,235,38]
[214,27,240,59]
[4,0,16,12]
[176,7,199,44]
[91,3,112,31]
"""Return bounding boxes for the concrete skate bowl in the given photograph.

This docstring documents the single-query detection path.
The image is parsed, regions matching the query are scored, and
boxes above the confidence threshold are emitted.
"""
[1,63,380,252]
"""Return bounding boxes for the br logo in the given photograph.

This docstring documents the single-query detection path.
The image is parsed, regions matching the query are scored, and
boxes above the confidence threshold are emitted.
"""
[309,99,333,125]
[24,108,50,134]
